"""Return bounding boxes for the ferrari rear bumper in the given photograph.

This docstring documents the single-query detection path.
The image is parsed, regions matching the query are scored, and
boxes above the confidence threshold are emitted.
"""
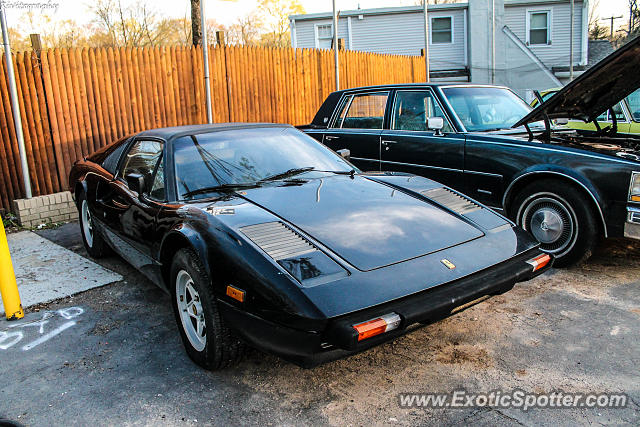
[218,247,552,368]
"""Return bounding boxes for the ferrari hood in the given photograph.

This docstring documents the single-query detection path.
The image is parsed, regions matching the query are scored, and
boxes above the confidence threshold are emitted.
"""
[514,35,640,127]
[239,175,484,271]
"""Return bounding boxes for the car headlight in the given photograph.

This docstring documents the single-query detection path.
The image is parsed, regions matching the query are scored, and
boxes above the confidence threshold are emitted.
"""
[630,172,640,202]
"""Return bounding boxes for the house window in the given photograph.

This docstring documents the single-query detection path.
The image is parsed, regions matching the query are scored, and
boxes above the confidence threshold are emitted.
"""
[431,17,452,44]
[528,11,550,45]
[316,24,333,49]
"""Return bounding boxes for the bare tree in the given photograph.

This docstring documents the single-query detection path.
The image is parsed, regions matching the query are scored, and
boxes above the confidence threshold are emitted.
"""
[588,0,600,30]
[90,0,165,47]
[627,0,640,37]
[191,0,202,45]
[227,13,262,46]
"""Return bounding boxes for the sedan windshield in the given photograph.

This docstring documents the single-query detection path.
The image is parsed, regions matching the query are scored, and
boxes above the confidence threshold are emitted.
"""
[441,87,533,132]
[173,127,354,200]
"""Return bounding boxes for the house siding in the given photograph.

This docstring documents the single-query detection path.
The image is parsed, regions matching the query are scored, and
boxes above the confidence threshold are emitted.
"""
[290,0,587,86]
[292,8,467,71]
[504,1,584,67]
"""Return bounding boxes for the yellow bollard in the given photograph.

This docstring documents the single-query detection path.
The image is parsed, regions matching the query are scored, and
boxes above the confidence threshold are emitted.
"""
[0,218,23,320]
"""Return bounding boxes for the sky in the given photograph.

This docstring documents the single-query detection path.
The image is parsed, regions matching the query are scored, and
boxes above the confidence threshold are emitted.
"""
[2,0,634,32]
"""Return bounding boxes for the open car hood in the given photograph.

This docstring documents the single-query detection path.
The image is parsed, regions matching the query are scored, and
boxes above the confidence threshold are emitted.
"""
[514,35,640,127]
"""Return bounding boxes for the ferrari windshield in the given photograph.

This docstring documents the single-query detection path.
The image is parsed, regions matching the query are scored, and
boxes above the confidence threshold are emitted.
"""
[173,127,353,200]
[441,86,533,132]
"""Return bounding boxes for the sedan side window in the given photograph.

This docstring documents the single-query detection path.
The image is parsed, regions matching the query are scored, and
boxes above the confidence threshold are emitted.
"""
[625,89,640,121]
[392,90,453,132]
[120,140,164,196]
[339,92,388,129]
[598,103,627,122]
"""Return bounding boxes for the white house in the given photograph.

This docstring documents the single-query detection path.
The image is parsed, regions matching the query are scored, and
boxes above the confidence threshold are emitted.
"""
[289,0,590,95]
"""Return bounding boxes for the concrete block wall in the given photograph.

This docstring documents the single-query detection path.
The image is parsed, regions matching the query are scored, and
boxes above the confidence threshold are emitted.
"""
[13,191,79,228]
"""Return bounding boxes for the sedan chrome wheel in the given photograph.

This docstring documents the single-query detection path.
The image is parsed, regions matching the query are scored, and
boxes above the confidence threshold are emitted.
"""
[176,270,207,351]
[519,194,577,257]
[81,199,94,248]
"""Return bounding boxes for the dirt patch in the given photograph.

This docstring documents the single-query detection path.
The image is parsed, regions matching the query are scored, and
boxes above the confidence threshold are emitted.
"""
[434,343,492,368]
[89,319,122,336]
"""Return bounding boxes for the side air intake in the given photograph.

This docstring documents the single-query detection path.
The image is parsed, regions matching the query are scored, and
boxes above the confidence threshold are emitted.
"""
[421,187,481,215]
[240,222,317,261]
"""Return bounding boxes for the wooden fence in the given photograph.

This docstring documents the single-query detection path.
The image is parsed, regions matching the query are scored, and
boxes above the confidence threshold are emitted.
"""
[0,45,427,212]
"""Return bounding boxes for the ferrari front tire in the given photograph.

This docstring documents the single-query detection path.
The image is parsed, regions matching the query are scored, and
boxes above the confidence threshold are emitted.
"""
[77,191,110,258]
[170,248,244,370]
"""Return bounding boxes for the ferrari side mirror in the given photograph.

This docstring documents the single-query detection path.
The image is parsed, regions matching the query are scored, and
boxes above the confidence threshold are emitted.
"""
[125,172,146,196]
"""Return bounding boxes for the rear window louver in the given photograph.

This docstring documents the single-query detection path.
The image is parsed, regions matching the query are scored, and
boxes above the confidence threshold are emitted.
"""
[420,187,481,215]
[240,222,317,261]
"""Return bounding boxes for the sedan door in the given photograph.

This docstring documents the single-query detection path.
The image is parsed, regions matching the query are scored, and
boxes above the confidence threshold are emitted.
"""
[322,91,390,172]
[98,139,166,281]
[380,89,466,191]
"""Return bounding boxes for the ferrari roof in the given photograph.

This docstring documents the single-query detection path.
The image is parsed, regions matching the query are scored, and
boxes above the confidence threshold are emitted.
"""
[137,123,290,140]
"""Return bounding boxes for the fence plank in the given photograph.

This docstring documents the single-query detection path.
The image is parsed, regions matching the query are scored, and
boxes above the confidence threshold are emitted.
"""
[0,44,429,212]
[25,52,55,194]
[13,52,41,195]
[0,56,20,204]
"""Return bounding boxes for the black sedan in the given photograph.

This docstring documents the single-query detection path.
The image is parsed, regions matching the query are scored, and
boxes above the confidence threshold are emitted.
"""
[70,124,551,369]
[301,36,640,267]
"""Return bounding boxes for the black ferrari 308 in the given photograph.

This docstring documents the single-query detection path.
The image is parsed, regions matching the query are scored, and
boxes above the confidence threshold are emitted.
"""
[69,123,551,369]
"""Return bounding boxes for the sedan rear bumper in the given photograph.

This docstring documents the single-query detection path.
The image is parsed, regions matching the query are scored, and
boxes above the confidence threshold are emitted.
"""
[218,247,552,368]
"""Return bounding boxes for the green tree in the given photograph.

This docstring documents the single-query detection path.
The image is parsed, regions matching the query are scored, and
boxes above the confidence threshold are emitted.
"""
[589,21,609,40]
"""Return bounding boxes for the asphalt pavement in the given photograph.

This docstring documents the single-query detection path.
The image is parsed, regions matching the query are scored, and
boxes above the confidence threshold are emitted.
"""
[0,221,639,426]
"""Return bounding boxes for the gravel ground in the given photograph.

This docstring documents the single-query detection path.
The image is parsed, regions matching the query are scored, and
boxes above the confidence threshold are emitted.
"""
[0,221,639,426]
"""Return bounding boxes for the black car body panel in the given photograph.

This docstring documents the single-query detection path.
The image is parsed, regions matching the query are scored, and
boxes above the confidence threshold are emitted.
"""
[70,124,550,367]
[302,81,640,244]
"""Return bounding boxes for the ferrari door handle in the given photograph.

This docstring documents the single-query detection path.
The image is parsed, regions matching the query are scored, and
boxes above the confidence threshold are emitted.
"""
[325,135,340,141]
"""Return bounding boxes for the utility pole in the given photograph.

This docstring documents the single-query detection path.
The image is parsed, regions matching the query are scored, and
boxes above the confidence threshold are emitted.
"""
[423,0,430,82]
[569,0,574,80]
[491,0,496,84]
[333,0,339,90]
[1,4,31,199]
[601,15,623,39]
[201,0,212,123]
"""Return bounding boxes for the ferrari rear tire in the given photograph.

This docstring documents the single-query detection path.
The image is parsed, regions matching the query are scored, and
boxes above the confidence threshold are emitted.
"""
[511,179,598,267]
[77,191,111,258]
[170,248,244,370]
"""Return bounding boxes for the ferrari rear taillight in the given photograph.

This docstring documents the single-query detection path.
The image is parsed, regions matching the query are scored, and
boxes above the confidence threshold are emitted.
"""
[353,313,401,341]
